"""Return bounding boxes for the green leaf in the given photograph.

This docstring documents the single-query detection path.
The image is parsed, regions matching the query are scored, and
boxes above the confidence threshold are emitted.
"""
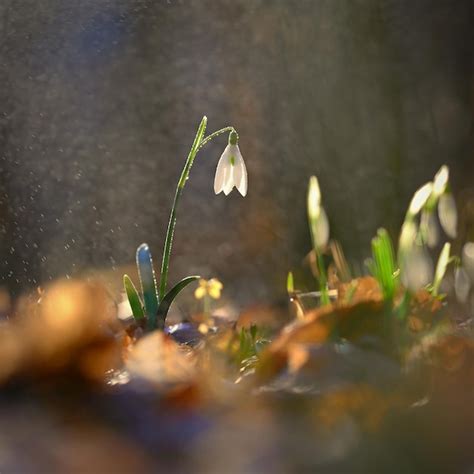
[370,228,398,301]
[123,275,145,321]
[194,116,207,150]
[155,275,200,330]
[136,243,159,330]
[250,323,257,342]
[286,271,294,294]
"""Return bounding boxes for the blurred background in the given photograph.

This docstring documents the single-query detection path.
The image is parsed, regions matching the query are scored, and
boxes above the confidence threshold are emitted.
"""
[0,0,473,306]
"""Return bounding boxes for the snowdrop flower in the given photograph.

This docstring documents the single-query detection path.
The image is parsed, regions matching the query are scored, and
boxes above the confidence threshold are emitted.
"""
[420,209,439,248]
[398,220,418,259]
[462,242,474,282]
[214,131,247,196]
[307,175,322,217]
[438,192,457,238]
[454,267,471,303]
[398,219,433,293]
[400,244,433,293]
[307,175,330,250]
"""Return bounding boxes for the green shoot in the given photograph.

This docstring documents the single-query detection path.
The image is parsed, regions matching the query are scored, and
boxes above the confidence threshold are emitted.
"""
[307,175,330,305]
[236,324,269,366]
[123,275,145,322]
[136,243,159,330]
[369,228,398,301]
[124,117,242,331]
[287,271,294,294]
[155,276,200,330]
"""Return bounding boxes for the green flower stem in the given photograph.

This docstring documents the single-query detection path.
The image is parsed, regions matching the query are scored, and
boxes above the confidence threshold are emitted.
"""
[198,126,236,151]
[317,252,330,305]
[158,117,236,301]
[203,294,211,320]
[308,216,330,305]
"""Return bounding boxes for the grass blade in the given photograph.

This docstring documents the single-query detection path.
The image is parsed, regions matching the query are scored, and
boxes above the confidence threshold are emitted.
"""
[156,275,200,329]
[136,243,159,330]
[123,275,145,321]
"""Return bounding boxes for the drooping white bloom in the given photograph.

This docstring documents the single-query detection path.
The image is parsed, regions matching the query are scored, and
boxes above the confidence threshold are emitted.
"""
[307,175,330,250]
[400,244,433,293]
[462,242,474,282]
[307,175,322,219]
[420,209,439,248]
[313,207,330,249]
[398,220,418,259]
[438,192,457,238]
[214,132,247,196]
[454,267,471,303]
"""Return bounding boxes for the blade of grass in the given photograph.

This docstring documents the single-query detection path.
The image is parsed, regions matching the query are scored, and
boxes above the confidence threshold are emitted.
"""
[136,243,159,330]
[123,274,145,321]
[156,275,200,330]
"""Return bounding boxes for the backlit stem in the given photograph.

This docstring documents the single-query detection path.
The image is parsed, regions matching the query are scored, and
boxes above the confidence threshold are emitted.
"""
[158,118,236,300]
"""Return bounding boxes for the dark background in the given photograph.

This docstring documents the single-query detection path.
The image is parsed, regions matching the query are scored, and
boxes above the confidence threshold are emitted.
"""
[0,0,473,305]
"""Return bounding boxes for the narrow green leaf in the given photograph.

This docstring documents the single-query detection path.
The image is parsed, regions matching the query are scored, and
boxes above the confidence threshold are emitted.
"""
[286,271,294,294]
[250,324,257,342]
[123,275,145,321]
[136,243,159,330]
[370,228,398,300]
[156,275,200,330]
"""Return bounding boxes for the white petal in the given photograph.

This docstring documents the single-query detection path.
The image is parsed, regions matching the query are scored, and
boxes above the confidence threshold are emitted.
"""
[433,242,451,293]
[223,164,234,195]
[233,147,248,197]
[462,242,474,282]
[214,148,231,194]
[307,176,322,219]
[408,182,433,216]
[314,206,330,249]
[420,210,439,248]
[398,220,418,259]
[401,245,433,292]
[438,193,457,238]
[433,165,449,196]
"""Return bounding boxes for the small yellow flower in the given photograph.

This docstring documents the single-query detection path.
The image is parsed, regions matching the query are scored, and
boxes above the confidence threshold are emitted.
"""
[194,278,223,300]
